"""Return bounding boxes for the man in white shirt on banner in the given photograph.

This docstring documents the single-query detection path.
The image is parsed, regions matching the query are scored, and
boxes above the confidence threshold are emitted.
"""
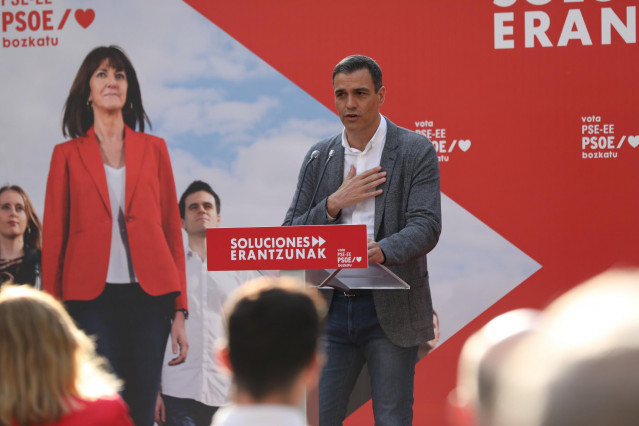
[211,277,326,426]
[155,180,258,426]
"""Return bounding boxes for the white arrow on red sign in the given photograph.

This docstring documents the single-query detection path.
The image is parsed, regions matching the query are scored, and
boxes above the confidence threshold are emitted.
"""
[312,236,325,247]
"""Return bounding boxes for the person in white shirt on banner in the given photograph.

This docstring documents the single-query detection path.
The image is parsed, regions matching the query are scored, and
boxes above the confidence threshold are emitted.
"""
[155,180,258,426]
[211,276,327,426]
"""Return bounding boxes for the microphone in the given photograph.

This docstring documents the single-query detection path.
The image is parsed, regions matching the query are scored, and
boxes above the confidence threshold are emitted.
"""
[288,150,320,223]
[308,150,321,164]
[302,149,336,225]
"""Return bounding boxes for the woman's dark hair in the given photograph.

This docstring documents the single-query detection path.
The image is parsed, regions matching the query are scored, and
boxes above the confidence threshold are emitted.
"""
[0,185,42,251]
[62,45,151,138]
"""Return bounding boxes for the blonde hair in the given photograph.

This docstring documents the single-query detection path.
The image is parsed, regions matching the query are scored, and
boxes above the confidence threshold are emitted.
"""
[0,285,121,426]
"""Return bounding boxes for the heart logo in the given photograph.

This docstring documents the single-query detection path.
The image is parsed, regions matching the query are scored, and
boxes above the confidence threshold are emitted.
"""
[355,257,362,262]
[458,139,472,152]
[75,9,95,29]
[628,136,639,148]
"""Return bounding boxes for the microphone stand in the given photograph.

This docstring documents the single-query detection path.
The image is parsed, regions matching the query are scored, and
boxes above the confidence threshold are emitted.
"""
[302,149,335,225]
[288,150,319,224]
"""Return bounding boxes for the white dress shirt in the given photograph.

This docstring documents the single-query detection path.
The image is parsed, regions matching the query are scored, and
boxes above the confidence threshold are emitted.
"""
[212,404,307,426]
[340,114,387,238]
[161,248,259,407]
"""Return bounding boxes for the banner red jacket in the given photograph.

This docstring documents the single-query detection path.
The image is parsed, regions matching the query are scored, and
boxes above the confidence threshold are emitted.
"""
[42,126,187,311]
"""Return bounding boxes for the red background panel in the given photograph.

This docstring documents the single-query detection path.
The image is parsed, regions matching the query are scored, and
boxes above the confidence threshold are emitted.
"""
[185,1,639,423]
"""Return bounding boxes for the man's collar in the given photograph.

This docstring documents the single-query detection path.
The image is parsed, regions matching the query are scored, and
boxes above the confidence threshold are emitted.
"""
[341,114,386,153]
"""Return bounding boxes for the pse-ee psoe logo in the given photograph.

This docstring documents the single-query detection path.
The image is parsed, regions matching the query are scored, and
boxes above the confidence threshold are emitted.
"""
[2,0,95,49]
[414,119,472,163]
[493,0,636,49]
[580,114,638,160]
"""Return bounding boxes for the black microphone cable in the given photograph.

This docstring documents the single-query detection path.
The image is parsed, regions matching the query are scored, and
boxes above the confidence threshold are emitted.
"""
[302,149,336,225]
[288,150,319,224]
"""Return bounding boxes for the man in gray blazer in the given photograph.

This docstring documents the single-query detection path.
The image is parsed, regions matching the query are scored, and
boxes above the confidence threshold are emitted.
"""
[283,55,441,425]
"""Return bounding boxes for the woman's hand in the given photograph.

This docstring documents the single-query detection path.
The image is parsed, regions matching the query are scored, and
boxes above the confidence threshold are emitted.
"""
[154,393,165,425]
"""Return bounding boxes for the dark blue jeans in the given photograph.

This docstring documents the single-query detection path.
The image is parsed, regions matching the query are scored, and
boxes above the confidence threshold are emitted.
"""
[66,283,175,426]
[319,293,417,426]
[161,394,218,426]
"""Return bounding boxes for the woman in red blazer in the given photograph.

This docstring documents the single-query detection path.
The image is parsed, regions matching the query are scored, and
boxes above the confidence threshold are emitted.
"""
[42,46,188,426]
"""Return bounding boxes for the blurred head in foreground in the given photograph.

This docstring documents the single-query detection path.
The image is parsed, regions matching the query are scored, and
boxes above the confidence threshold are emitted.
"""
[449,308,540,426]
[0,284,121,425]
[492,269,639,426]
[219,277,327,405]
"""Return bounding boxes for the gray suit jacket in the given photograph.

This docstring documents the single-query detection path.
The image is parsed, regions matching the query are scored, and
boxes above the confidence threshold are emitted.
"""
[283,117,441,347]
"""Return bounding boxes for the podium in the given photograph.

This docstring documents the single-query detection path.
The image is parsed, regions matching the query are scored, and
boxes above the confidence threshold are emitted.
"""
[207,224,409,290]
[306,263,410,291]
[206,224,410,425]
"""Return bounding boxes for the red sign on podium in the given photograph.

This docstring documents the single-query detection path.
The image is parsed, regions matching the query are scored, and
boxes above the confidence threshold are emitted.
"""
[207,225,368,271]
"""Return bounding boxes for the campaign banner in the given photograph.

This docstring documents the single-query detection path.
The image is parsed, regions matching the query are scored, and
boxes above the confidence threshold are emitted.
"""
[3,0,638,424]
[207,225,368,271]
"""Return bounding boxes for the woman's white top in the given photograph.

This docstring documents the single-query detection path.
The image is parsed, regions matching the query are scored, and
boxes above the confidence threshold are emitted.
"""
[104,165,137,284]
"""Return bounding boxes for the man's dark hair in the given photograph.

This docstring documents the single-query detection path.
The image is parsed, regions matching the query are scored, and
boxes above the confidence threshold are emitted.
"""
[332,55,383,93]
[179,180,221,219]
[224,278,326,401]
